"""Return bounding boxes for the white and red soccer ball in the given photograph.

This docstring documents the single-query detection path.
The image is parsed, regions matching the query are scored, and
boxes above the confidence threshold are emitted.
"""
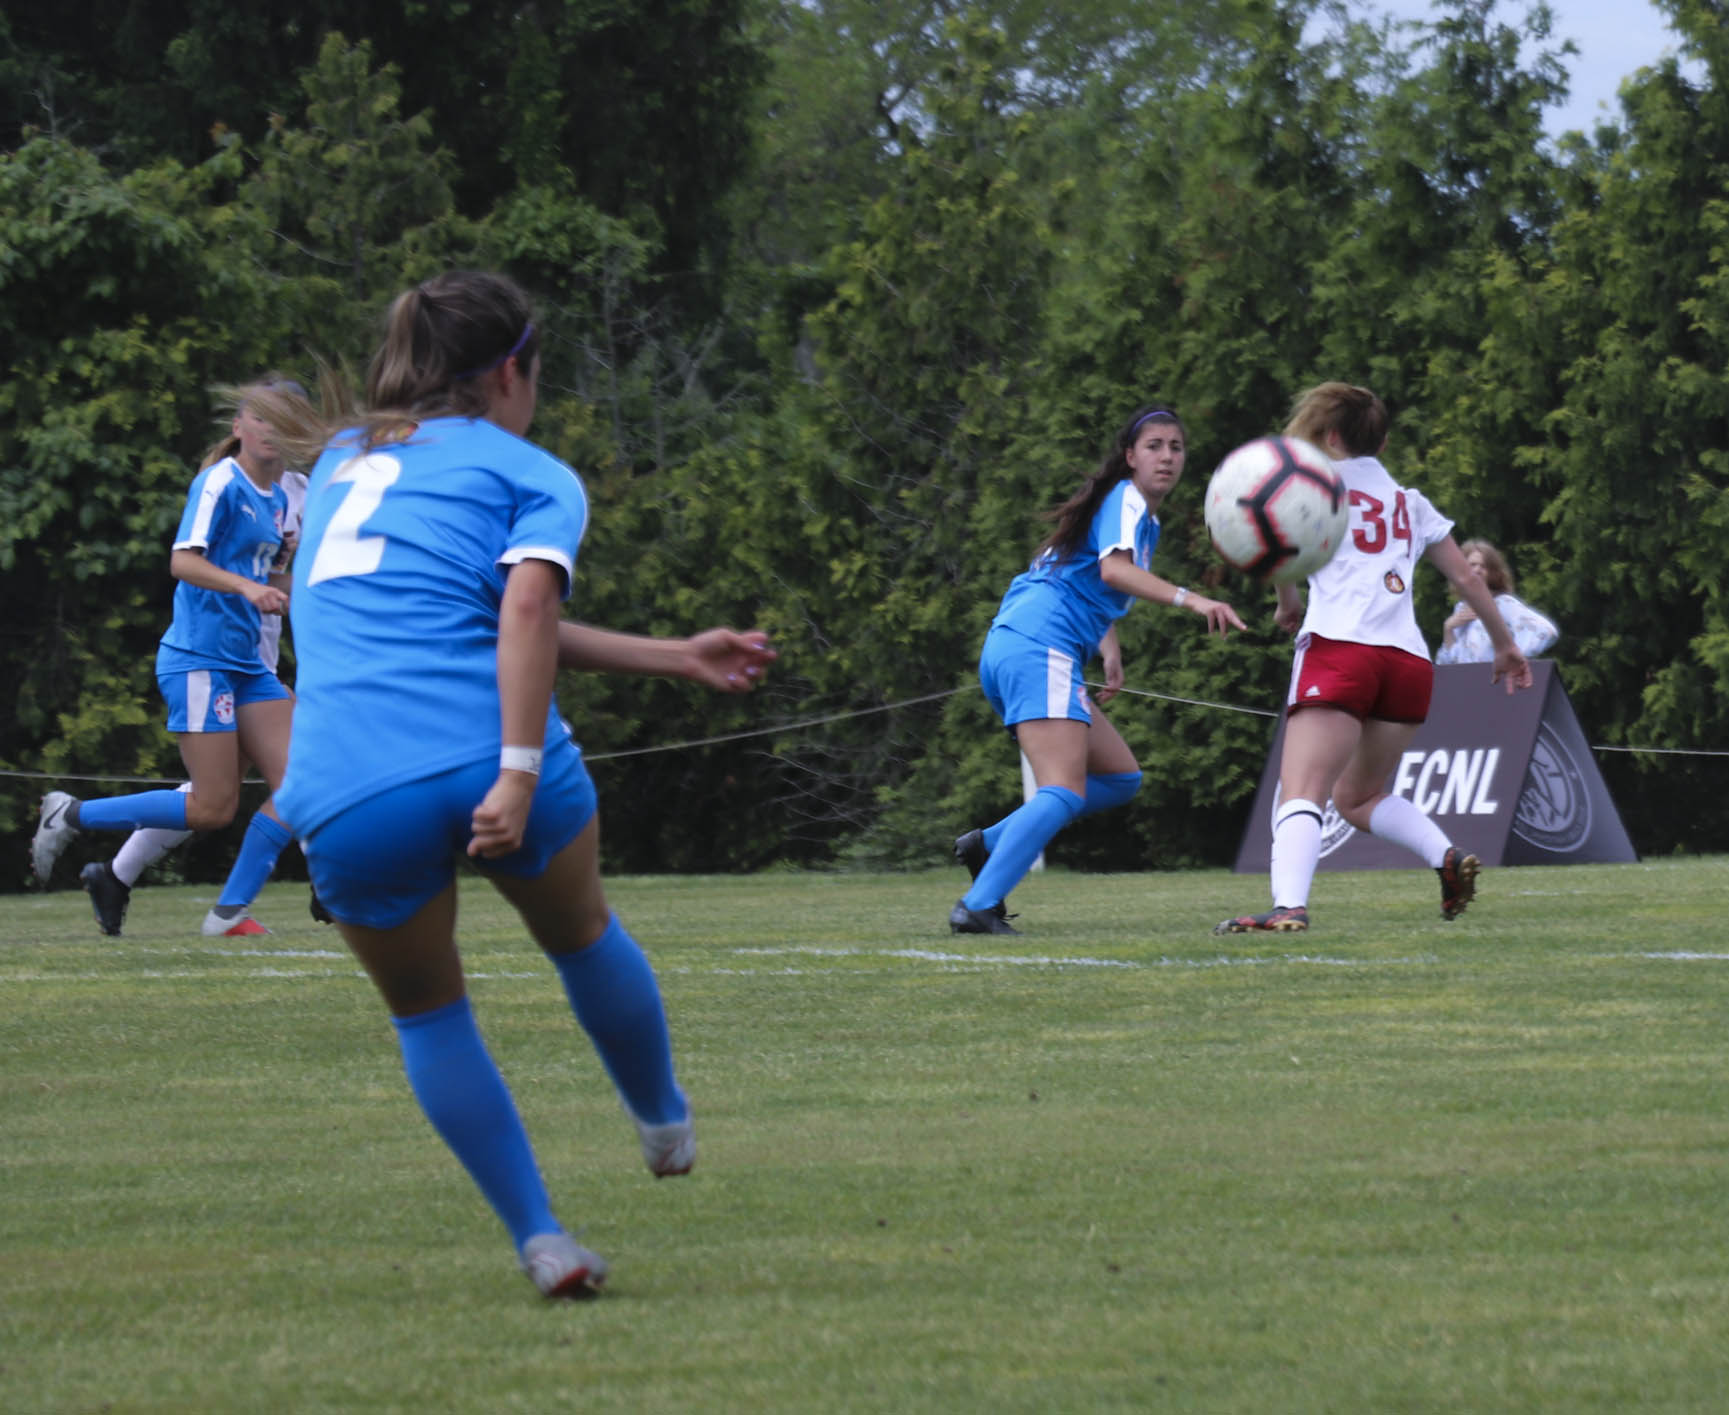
[1204,436,1347,584]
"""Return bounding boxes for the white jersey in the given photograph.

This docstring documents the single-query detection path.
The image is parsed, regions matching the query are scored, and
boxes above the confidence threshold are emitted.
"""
[1298,455,1453,660]
[257,471,308,675]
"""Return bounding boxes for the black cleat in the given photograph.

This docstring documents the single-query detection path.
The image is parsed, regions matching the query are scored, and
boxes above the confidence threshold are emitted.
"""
[1213,904,1309,935]
[309,886,335,925]
[949,899,1020,935]
[1437,848,1479,920]
[79,861,131,937]
[952,828,989,880]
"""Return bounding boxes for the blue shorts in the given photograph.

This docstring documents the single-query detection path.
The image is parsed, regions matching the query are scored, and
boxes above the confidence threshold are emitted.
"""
[978,626,1093,729]
[158,667,292,733]
[300,739,599,930]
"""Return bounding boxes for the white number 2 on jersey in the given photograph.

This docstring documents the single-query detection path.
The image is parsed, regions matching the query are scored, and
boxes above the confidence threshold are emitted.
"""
[306,453,402,586]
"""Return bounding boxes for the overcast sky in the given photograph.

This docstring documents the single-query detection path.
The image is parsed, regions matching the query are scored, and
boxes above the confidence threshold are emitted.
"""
[1355,0,1699,137]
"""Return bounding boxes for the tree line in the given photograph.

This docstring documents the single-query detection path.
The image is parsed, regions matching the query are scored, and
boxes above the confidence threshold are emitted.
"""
[4,0,1727,889]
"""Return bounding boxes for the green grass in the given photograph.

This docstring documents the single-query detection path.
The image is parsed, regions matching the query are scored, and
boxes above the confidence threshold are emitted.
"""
[5,860,1729,1412]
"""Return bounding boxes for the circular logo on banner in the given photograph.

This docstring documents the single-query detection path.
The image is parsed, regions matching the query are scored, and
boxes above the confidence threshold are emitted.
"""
[1318,799,1356,857]
[1511,723,1592,853]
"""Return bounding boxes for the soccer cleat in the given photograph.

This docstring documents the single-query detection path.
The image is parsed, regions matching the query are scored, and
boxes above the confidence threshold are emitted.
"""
[632,1113,696,1178]
[952,828,989,880]
[80,861,132,937]
[31,791,80,885]
[1437,848,1480,920]
[949,899,1020,936]
[201,908,272,938]
[1213,905,1309,935]
[309,887,335,925]
[519,1232,609,1299]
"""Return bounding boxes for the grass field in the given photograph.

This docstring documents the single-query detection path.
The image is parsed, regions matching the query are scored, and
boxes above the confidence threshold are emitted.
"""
[5,858,1729,1412]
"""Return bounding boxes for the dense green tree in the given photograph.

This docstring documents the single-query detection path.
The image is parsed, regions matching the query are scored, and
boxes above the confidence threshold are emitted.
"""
[1496,0,1729,851]
[3,0,765,301]
[0,136,332,882]
[9,0,1729,885]
[246,35,457,306]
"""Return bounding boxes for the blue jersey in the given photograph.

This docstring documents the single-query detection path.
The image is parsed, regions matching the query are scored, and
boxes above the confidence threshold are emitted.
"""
[275,416,588,838]
[155,457,288,675]
[989,479,1161,662]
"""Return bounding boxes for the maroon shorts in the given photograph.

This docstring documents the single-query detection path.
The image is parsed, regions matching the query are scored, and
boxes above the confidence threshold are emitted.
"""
[1287,633,1433,723]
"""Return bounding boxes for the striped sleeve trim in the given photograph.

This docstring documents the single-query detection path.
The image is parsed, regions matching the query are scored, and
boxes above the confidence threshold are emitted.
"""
[176,462,236,551]
[499,545,576,592]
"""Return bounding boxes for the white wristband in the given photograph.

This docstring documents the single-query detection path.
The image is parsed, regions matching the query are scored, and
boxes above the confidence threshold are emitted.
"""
[1171,587,1189,608]
[500,746,543,775]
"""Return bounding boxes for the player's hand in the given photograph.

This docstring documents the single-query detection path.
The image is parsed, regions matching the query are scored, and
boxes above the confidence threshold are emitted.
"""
[684,628,776,692]
[1274,601,1304,635]
[1095,650,1125,704]
[1194,594,1247,638]
[1491,644,1534,694]
[468,772,538,858]
[246,582,290,615]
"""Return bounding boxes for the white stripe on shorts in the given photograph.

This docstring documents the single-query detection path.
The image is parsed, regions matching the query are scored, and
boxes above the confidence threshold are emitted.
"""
[187,670,212,731]
[1286,634,1309,709]
[1046,647,1074,719]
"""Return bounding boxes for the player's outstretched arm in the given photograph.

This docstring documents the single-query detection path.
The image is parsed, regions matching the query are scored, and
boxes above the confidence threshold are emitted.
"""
[1098,552,1246,637]
[556,622,775,692]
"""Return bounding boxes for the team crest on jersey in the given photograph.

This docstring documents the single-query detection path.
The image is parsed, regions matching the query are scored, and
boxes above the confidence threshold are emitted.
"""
[214,691,236,725]
[1383,570,1406,595]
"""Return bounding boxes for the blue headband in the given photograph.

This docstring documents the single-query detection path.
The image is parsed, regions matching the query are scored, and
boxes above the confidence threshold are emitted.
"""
[1129,408,1180,439]
[454,322,536,380]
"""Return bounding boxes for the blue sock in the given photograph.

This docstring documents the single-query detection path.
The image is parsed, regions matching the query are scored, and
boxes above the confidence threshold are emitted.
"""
[981,772,1141,853]
[550,914,686,1127]
[963,785,1084,911]
[75,790,190,833]
[217,810,292,908]
[1080,770,1141,818]
[392,997,557,1249]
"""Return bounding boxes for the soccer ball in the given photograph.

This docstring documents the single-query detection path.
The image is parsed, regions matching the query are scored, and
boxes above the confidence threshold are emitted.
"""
[1204,436,1348,584]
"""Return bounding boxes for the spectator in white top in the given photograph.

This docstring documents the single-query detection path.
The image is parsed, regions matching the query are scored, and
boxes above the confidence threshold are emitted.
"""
[1437,539,1558,665]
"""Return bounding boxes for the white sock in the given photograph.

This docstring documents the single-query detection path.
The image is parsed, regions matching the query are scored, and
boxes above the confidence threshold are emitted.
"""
[112,785,194,887]
[1269,798,1323,909]
[1368,795,1451,870]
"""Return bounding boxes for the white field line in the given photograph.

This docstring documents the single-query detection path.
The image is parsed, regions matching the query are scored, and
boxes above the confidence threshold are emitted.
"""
[725,944,1441,971]
[6,945,1727,988]
[1631,951,1729,961]
[0,945,1436,984]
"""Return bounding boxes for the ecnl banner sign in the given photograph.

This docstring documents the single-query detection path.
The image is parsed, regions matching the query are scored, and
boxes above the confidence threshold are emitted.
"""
[1231,662,1638,873]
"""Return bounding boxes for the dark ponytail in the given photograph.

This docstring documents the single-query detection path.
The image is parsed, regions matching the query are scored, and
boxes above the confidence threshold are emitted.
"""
[1035,405,1184,563]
